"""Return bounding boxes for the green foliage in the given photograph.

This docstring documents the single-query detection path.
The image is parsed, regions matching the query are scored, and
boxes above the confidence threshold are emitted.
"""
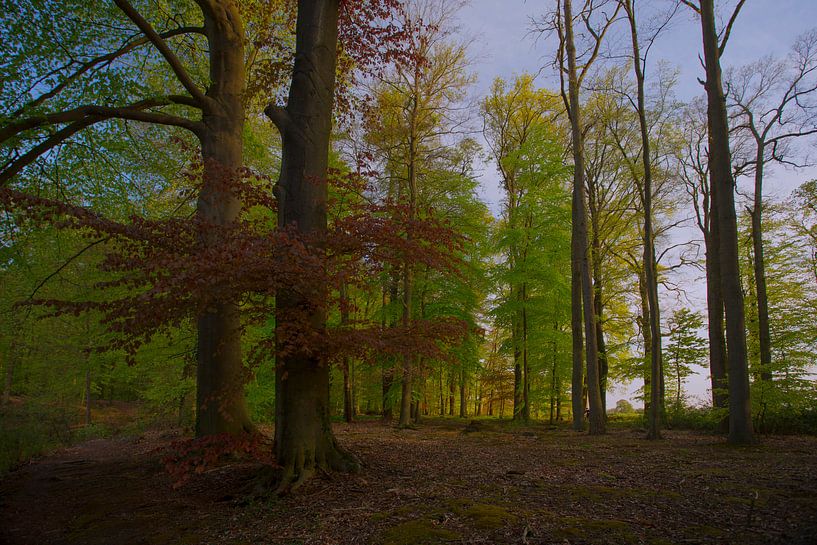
[664,308,708,409]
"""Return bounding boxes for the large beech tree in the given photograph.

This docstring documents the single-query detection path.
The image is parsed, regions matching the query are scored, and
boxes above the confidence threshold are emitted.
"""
[0,0,255,436]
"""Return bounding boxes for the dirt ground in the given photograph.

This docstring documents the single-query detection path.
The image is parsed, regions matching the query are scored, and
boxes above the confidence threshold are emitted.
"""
[1,419,816,545]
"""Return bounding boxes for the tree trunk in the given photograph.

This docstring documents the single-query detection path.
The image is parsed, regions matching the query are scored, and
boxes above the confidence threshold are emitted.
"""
[459,368,467,418]
[699,0,754,444]
[750,144,773,382]
[194,1,252,437]
[623,0,662,439]
[340,282,353,424]
[638,267,652,418]
[564,0,604,435]
[267,0,359,488]
[382,275,397,421]
[448,372,455,416]
[704,221,728,410]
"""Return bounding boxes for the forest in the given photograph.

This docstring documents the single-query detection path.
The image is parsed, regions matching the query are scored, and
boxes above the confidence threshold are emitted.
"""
[1,0,817,544]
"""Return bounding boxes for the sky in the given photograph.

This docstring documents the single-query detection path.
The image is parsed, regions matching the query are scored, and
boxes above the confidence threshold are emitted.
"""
[453,0,817,406]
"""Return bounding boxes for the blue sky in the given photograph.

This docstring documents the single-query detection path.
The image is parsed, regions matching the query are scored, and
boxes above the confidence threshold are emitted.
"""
[455,0,817,406]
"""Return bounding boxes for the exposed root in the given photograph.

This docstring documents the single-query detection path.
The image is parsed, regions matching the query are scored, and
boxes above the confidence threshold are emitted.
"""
[272,442,359,496]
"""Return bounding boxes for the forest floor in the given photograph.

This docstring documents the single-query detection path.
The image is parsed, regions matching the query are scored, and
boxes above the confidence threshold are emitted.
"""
[1,418,816,545]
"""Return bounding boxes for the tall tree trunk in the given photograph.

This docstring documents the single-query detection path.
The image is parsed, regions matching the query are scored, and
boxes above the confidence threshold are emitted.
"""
[750,144,773,382]
[340,282,354,424]
[382,274,397,421]
[638,267,652,418]
[704,219,728,410]
[564,0,604,435]
[571,252,584,431]
[522,285,530,421]
[398,102,419,428]
[194,1,252,437]
[267,0,358,488]
[448,372,455,416]
[623,0,663,440]
[698,0,754,444]
[459,368,467,418]
[592,249,607,414]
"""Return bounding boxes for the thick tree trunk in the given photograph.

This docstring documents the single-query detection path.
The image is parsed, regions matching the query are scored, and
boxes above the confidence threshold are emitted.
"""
[564,0,604,435]
[699,0,754,444]
[194,1,252,436]
[267,0,358,488]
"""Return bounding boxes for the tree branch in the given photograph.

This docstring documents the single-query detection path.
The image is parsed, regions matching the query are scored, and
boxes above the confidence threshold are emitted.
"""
[113,0,212,109]
[718,0,746,57]
[11,26,206,117]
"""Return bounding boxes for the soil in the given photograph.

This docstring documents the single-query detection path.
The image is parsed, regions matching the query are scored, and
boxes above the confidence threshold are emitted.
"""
[1,419,816,545]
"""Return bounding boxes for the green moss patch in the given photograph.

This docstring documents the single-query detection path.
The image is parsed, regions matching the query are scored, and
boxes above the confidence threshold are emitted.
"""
[379,519,460,545]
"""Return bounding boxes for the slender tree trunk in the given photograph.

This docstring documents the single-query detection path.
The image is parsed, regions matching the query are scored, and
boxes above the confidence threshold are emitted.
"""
[623,0,662,440]
[267,0,359,488]
[638,268,652,418]
[704,190,728,410]
[459,368,467,418]
[398,110,419,428]
[550,337,558,425]
[448,373,455,416]
[592,257,607,414]
[564,0,604,435]
[340,282,354,423]
[750,144,773,382]
[382,275,397,421]
[699,0,754,444]
[522,286,530,421]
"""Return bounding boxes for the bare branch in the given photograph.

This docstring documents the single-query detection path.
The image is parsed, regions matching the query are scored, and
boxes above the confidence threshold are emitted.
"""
[718,0,746,56]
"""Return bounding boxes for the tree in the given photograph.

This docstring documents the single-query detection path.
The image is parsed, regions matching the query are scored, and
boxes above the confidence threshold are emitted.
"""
[361,0,473,427]
[683,0,754,444]
[0,0,258,436]
[553,0,620,435]
[619,0,680,439]
[664,308,707,410]
[482,74,566,422]
[676,97,728,412]
[727,29,817,383]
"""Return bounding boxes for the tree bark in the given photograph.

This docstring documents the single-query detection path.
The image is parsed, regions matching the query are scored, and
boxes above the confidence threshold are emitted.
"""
[268,0,359,489]
[194,0,252,437]
[698,0,754,444]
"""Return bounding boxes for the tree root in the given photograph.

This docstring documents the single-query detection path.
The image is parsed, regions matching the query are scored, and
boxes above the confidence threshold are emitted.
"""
[272,441,360,496]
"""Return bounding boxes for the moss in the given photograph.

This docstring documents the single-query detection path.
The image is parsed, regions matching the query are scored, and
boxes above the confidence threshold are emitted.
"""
[553,517,637,544]
[379,519,460,545]
[461,503,517,529]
